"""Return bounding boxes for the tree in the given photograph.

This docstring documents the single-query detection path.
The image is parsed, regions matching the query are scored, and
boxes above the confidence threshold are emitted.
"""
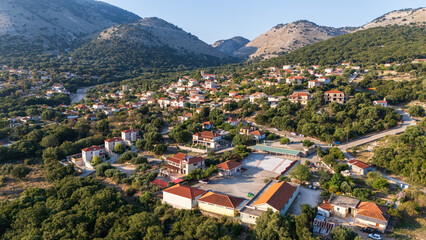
[372,178,389,191]
[408,105,425,117]
[280,137,290,145]
[92,156,103,166]
[113,143,126,154]
[153,144,167,156]
[11,165,31,179]
[302,140,314,148]
[135,139,145,151]
[330,226,358,240]
[289,164,311,182]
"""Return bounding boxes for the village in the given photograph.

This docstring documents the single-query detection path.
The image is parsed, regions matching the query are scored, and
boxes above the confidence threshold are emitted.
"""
[0,59,425,240]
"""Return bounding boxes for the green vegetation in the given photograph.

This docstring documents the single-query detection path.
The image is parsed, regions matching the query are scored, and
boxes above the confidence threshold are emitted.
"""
[371,126,426,185]
[254,205,318,240]
[0,177,243,239]
[289,164,312,182]
[255,93,401,143]
[257,26,426,67]
[408,105,425,117]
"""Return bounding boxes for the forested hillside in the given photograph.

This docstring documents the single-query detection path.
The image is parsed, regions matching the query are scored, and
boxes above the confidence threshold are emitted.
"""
[254,26,426,67]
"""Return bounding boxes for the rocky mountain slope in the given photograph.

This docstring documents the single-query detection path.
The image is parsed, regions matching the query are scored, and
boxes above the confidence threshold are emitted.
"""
[359,7,426,30]
[0,0,140,55]
[95,17,226,59]
[212,36,250,56]
[71,17,232,70]
[232,20,349,60]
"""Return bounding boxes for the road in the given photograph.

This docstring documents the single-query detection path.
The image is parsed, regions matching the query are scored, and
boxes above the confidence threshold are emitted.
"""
[337,108,416,151]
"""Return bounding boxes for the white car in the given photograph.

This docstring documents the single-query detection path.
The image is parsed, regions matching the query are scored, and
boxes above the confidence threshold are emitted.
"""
[368,233,382,240]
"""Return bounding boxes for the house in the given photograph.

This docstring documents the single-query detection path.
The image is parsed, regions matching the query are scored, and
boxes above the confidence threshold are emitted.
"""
[104,137,125,152]
[162,184,207,209]
[164,152,205,175]
[317,77,331,84]
[158,97,171,108]
[347,159,375,176]
[178,113,193,122]
[217,161,242,177]
[249,92,267,103]
[308,80,322,88]
[330,195,360,217]
[121,129,140,142]
[288,92,312,105]
[81,146,105,169]
[324,90,346,104]
[192,131,222,149]
[240,181,300,224]
[318,201,333,218]
[201,121,214,130]
[373,100,388,108]
[286,76,305,85]
[201,71,215,80]
[325,68,334,74]
[251,130,266,141]
[226,117,239,126]
[93,103,105,110]
[198,192,245,217]
[205,80,218,89]
[229,91,239,97]
[355,202,390,233]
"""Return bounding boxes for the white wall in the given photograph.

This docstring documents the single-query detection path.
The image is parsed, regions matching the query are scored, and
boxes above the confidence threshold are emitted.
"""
[163,192,193,209]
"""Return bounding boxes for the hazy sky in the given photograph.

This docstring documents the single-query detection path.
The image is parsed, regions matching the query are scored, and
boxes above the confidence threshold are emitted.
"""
[101,0,425,44]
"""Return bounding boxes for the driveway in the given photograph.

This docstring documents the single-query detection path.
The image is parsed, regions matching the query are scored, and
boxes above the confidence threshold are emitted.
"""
[288,186,322,215]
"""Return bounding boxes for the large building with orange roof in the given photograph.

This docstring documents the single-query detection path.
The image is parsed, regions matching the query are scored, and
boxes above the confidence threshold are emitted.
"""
[240,180,300,224]
[162,184,207,209]
[198,192,245,217]
[355,202,389,233]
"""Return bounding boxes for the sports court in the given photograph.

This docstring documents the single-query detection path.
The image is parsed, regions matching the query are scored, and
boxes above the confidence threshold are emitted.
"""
[243,153,297,178]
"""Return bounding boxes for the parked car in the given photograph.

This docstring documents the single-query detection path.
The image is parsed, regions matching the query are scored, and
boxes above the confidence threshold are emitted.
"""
[199,179,209,184]
[362,227,376,233]
[368,233,382,240]
[247,192,254,198]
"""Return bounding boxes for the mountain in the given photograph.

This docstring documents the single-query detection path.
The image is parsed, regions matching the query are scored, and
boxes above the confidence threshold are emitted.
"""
[256,25,426,67]
[71,17,232,71]
[0,0,140,56]
[212,36,250,56]
[359,7,426,30]
[233,20,349,60]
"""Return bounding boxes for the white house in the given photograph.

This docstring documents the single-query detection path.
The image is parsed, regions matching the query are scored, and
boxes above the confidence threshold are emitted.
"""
[163,184,207,209]
[121,129,139,142]
[104,137,125,152]
[81,146,105,169]
[373,100,388,108]
[192,131,222,149]
[217,160,242,177]
[164,152,206,175]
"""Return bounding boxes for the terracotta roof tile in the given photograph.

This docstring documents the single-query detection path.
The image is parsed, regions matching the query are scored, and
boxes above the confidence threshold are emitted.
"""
[163,184,206,199]
[198,192,244,208]
[254,181,297,211]
[217,160,242,171]
[356,202,389,221]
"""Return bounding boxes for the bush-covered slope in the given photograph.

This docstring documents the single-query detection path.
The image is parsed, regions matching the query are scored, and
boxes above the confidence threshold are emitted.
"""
[257,26,426,67]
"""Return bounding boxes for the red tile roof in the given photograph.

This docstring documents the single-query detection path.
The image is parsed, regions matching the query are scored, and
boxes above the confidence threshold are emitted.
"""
[357,202,389,221]
[217,160,242,171]
[163,184,207,199]
[251,130,264,136]
[193,131,221,139]
[198,192,244,208]
[121,129,138,133]
[254,181,297,211]
[319,202,334,211]
[82,145,103,152]
[348,159,371,169]
[105,137,124,143]
[152,179,168,188]
[325,90,343,94]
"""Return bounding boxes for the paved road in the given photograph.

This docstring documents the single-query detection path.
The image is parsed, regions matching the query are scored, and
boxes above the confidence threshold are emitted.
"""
[337,108,416,151]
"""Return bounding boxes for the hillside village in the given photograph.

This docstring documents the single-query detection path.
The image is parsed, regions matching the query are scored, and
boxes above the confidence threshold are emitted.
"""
[1,58,424,239]
[0,2,425,239]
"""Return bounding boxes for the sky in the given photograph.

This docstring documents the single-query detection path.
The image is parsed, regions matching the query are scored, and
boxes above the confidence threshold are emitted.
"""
[101,0,425,44]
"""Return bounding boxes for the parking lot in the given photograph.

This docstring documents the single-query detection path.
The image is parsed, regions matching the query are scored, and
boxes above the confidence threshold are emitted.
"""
[288,186,322,215]
[192,166,268,199]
